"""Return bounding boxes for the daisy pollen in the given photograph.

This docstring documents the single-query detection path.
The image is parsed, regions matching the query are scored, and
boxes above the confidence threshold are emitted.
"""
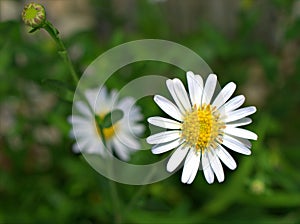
[182,104,225,153]
[147,71,257,184]
[95,114,118,141]
[101,124,116,140]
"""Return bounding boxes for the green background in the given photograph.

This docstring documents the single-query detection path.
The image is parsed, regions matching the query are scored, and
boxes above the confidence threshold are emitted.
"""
[1,0,300,223]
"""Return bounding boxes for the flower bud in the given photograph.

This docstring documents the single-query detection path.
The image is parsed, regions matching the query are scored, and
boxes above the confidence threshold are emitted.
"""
[22,2,46,28]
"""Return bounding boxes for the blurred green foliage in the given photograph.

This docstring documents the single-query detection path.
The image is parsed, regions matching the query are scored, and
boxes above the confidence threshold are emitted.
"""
[1,0,300,223]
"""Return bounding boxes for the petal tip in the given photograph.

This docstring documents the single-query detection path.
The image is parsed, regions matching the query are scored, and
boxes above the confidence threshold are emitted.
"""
[208,73,217,79]
[147,117,153,123]
[186,71,194,76]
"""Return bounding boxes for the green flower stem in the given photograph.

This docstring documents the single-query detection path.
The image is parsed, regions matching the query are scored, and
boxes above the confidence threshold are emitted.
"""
[109,177,123,224]
[124,167,156,214]
[107,148,123,224]
[43,21,79,84]
[96,117,123,223]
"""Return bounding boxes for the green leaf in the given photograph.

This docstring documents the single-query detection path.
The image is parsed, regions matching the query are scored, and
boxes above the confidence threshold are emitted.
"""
[42,78,74,103]
[102,109,124,128]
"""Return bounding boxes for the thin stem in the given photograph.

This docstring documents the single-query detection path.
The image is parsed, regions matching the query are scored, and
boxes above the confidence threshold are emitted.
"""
[105,140,123,223]
[95,117,123,223]
[125,167,156,214]
[125,185,147,212]
[43,21,79,84]
[109,175,122,224]
[42,19,122,223]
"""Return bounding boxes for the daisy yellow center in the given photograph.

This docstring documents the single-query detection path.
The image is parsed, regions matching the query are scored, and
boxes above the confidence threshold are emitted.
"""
[24,7,39,20]
[181,104,225,152]
[102,125,116,140]
[95,114,117,140]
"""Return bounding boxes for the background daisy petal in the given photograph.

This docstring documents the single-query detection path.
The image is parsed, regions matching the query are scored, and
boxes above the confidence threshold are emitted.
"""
[75,101,92,116]
[111,138,130,161]
[116,132,141,149]
[68,115,91,124]
[85,88,99,110]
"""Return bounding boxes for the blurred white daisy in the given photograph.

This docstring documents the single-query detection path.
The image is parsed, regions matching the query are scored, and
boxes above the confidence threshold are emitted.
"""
[146,71,257,184]
[69,86,144,161]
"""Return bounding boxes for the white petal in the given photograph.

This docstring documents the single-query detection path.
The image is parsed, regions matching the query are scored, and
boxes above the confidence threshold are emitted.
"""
[111,138,130,161]
[72,142,80,153]
[216,145,237,170]
[233,136,252,148]
[208,150,224,182]
[146,130,181,144]
[222,134,252,155]
[166,80,183,113]
[85,88,98,109]
[226,118,252,127]
[71,124,95,138]
[181,149,200,184]
[73,137,92,153]
[202,74,217,105]
[219,95,245,114]
[107,90,118,109]
[116,131,141,149]
[187,154,201,184]
[86,139,106,156]
[75,101,92,116]
[116,96,134,112]
[224,127,258,140]
[212,82,236,109]
[68,115,90,124]
[173,78,192,111]
[151,139,183,154]
[202,150,215,184]
[76,136,94,149]
[187,71,203,107]
[154,95,183,121]
[147,116,182,129]
[223,106,257,123]
[130,124,145,135]
[166,79,190,114]
[167,145,189,172]
[128,106,143,121]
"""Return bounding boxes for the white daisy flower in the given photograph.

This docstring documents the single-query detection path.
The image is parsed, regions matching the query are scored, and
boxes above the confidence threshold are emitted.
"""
[146,71,257,184]
[69,86,144,161]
